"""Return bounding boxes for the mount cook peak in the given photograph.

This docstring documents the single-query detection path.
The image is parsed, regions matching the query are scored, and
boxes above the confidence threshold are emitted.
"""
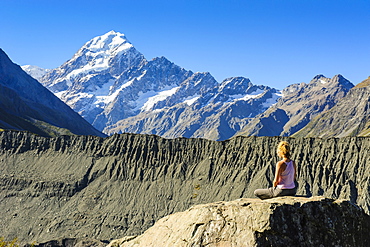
[35,31,281,140]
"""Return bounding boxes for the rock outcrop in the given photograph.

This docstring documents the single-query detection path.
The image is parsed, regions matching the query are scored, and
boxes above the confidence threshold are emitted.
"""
[1,131,370,244]
[108,196,370,247]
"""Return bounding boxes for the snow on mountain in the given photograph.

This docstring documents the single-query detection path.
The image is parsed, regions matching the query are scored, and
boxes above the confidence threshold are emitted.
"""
[59,31,134,80]
[40,30,282,140]
[21,65,50,80]
[140,86,180,112]
[41,30,145,92]
[105,77,282,141]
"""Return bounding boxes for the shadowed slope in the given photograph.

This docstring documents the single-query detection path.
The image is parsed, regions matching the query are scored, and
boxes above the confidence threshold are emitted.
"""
[0,49,105,137]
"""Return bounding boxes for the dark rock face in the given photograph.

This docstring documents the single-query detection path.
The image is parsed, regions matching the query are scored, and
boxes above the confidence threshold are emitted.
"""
[108,197,370,247]
[0,131,370,244]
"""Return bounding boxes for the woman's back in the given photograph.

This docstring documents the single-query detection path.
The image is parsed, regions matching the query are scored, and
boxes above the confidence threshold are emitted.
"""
[277,160,295,189]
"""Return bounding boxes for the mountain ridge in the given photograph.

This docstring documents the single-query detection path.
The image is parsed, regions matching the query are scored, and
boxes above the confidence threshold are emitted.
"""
[105,76,281,140]
[22,30,367,140]
[0,48,105,137]
[236,74,354,137]
[293,80,370,138]
[1,131,370,244]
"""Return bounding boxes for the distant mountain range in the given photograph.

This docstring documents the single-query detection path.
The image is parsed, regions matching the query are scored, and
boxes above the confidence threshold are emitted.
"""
[0,48,105,137]
[20,30,370,140]
[31,31,281,140]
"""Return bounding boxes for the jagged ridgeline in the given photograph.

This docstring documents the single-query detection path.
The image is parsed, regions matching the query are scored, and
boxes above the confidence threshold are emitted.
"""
[0,131,369,244]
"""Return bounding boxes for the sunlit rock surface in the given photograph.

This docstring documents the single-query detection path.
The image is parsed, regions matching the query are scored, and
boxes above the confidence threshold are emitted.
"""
[109,196,370,247]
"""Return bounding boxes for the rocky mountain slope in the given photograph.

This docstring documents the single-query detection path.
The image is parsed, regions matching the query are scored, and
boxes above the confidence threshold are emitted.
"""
[237,74,354,137]
[106,76,280,141]
[109,197,370,247]
[1,131,369,244]
[36,31,281,140]
[0,49,104,137]
[294,76,370,138]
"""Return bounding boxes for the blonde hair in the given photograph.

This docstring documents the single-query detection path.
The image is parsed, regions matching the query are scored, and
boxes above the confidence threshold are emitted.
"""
[277,141,291,158]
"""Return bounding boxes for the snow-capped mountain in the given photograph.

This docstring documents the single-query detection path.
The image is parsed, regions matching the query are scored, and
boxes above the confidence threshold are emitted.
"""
[41,31,145,92]
[39,31,281,140]
[40,30,147,129]
[21,65,50,80]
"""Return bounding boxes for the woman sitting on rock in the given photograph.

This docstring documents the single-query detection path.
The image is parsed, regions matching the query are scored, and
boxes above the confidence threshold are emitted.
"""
[254,141,297,199]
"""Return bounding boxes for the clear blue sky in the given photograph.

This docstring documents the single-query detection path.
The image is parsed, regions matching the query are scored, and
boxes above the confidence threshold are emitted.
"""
[1,0,369,89]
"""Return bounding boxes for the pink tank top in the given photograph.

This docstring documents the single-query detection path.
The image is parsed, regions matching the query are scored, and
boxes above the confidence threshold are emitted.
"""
[277,160,295,189]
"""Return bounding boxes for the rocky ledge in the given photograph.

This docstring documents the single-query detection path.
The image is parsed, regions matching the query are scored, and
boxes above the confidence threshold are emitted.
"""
[108,196,370,247]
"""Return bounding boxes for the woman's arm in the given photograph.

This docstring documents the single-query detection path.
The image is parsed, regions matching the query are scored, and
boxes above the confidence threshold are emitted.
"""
[273,161,285,187]
[293,161,297,180]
